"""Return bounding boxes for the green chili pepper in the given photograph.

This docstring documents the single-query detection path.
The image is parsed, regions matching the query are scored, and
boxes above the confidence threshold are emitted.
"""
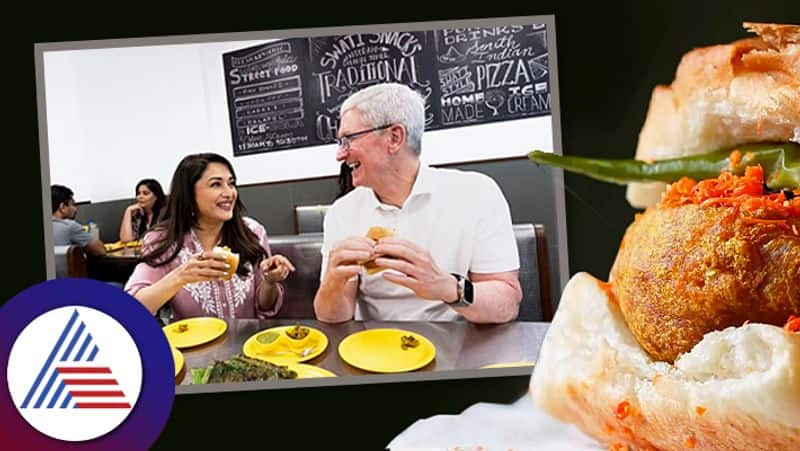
[528,143,800,190]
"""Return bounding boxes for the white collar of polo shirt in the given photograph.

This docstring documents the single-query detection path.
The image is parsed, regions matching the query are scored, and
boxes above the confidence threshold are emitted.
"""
[369,164,434,212]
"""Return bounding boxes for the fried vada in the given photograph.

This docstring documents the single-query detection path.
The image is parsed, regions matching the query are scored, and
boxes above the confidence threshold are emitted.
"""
[612,167,800,362]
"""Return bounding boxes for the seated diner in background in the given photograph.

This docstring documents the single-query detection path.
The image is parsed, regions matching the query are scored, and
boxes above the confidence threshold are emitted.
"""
[124,153,295,321]
[119,178,166,242]
[51,184,105,257]
[335,161,355,200]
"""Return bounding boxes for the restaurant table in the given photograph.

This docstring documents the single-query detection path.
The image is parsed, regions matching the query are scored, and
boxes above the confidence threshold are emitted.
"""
[88,246,141,283]
[175,319,549,387]
[101,246,141,262]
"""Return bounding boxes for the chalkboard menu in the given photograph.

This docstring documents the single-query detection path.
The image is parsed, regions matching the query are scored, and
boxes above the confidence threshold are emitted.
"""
[222,24,550,156]
[431,24,550,128]
[306,32,437,142]
[222,40,313,154]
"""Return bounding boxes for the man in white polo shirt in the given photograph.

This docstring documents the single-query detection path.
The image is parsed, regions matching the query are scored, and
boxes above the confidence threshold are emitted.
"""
[313,83,521,323]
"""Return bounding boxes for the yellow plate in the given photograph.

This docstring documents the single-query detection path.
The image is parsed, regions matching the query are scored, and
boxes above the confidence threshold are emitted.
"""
[480,361,535,369]
[242,325,328,365]
[338,328,435,373]
[286,363,336,378]
[163,317,227,349]
[104,241,125,252]
[171,346,184,376]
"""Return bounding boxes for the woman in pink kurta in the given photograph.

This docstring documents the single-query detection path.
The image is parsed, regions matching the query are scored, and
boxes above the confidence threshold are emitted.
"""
[124,153,294,321]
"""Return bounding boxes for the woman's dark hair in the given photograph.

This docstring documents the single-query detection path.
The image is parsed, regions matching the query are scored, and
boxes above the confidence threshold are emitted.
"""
[335,162,354,200]
[141,153,265,277]
[134,178,166,237]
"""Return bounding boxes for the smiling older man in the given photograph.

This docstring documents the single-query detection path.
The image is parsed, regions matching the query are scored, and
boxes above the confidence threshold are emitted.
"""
[313,83,522,323]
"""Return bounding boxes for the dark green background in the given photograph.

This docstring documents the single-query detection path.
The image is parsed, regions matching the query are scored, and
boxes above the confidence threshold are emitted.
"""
[7,2,797,449]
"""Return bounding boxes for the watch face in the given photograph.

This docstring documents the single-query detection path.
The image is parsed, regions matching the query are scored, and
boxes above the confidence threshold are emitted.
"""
[463,278,474,304]
[449,274,470,307]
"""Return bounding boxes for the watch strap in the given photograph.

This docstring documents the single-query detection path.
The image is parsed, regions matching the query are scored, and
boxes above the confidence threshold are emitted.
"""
[449,273,473,308]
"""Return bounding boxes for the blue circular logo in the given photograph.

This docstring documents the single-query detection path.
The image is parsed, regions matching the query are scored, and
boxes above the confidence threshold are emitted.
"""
[0,278,174,450]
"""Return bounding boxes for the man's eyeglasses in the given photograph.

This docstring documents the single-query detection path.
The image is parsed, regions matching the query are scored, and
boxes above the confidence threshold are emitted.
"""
[335,124,393,151]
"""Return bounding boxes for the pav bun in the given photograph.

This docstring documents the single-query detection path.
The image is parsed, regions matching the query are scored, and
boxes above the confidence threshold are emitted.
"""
[530,272,800,451]
[213,245,240,280]
[363,226,395,275]
[626,22,800,208]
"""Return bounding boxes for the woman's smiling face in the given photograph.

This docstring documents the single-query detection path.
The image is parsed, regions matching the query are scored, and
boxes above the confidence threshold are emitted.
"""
[193,162,237,224]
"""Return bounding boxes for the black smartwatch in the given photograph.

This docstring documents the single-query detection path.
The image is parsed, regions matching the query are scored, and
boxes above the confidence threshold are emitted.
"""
[448,273,474,308]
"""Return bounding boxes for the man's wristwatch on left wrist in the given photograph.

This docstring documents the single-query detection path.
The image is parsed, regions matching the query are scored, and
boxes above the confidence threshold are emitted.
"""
[448,273,474,308]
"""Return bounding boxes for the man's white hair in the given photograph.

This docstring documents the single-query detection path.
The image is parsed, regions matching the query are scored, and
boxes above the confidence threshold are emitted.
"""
[340,83,425,155]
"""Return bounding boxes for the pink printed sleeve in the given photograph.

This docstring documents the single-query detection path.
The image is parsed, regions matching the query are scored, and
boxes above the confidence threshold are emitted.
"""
[248,219,283,318]
[124,230,170,298]
[124,261,169,297]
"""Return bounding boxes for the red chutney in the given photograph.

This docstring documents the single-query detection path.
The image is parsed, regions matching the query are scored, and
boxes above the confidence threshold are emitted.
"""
[615,401,631,420]
[660,165,800,220]
[597,280,617,305]
[785,315,800,333]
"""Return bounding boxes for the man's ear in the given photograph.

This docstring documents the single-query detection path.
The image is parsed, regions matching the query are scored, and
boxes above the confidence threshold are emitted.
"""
[387,124,407,154]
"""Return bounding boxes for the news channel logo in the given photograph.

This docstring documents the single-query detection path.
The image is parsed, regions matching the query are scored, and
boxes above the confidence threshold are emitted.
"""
[0,278,175,450]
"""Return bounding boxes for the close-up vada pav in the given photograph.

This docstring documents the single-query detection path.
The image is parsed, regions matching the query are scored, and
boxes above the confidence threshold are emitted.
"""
[528,22,800,450]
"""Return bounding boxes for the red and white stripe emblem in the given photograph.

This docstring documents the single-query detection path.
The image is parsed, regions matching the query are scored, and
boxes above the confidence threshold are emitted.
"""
[56,366,131,409]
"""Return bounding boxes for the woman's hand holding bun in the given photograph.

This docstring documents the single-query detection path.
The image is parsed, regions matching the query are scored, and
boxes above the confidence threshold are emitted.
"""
[212,246,240,280]
[173,250,231,285]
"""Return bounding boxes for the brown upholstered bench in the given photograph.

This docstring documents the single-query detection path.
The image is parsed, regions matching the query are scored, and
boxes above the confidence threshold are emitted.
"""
[270,233,323,319]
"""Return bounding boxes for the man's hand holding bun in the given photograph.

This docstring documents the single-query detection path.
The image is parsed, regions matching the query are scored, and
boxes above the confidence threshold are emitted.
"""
[361,226,458,302]
[315,233,377,323]
[362,226,395,275]
[324,236,376,287]
[373,237,459,302]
